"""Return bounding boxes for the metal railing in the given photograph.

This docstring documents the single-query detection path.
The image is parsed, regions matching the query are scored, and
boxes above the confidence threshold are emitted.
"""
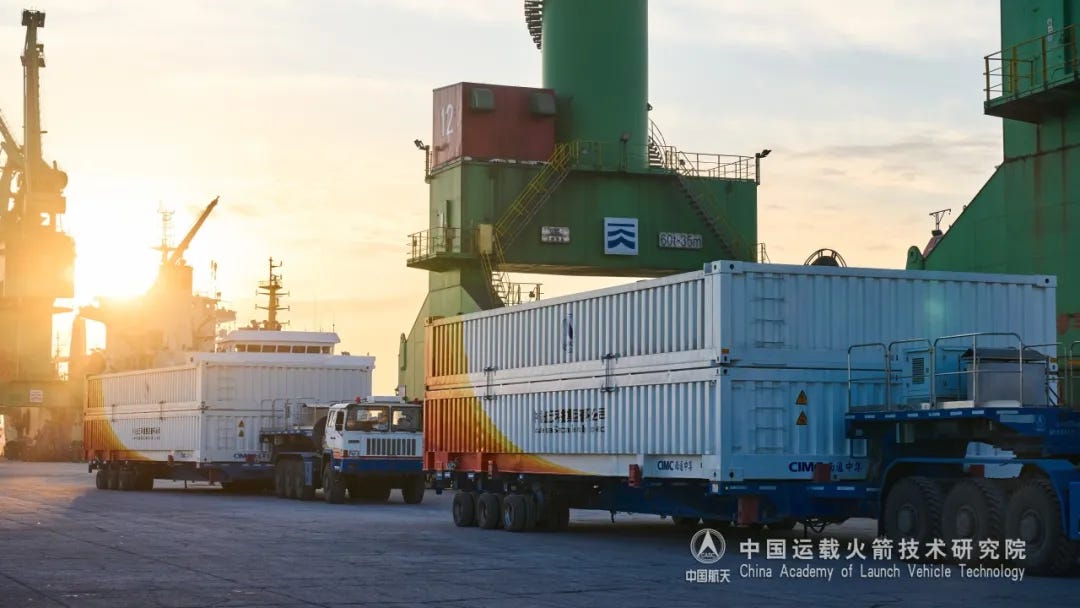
[846,342,889,411]
[653,146,756,181]
[932,333,1026,406]
[846,332,1057,411]
[1027,342,1062,406]
[1063,340,1080,408]
[984,23,1078,101]
[495,281,542,306]
[647,119,757,181]
[407,227,470,263]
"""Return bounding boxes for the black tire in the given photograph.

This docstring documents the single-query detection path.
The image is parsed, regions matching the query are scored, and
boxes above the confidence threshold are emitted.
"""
[94,469,108,490]
[883,476,943,544]
[322,463,345,504]
[942,479,1005,554]
[477,493,502,529]
[285,460,299,499]
[401,477,425,505]
[524,495,538,530]
[503,494,528,532]
[107,467,120,490]
[275,464,288,498]
[1004,478,1078,576]
[452,491,476,527]
[293,462,310,500]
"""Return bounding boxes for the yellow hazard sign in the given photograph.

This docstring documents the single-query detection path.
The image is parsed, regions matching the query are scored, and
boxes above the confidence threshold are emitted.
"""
[238,419,245,438]
[795,390,808,406]
[795,411,808,426]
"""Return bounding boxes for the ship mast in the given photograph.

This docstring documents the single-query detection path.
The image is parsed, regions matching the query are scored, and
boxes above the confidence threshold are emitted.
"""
[255,257,289,331]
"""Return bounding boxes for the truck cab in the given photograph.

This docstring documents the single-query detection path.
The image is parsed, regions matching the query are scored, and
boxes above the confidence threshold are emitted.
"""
[319,397,425,504]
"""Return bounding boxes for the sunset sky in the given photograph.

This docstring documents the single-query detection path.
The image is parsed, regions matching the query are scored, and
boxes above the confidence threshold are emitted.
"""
[0,1,1001,392]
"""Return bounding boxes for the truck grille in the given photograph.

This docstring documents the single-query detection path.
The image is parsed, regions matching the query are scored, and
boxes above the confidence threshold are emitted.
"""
[366,437,416,457]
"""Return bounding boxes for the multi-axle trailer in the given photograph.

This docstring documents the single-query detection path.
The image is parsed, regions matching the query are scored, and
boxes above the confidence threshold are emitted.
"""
[424,261,1080,575]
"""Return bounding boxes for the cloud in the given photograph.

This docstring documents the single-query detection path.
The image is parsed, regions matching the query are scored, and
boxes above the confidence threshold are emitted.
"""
[652,1,996,59]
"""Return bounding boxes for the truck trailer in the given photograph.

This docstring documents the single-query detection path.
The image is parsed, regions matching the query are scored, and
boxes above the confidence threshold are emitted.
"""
[424,261,1080,575]
[83,332,425,504]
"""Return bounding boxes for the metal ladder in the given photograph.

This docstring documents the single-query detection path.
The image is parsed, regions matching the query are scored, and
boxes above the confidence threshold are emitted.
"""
[647,119,754,261]
[482,141,578,305]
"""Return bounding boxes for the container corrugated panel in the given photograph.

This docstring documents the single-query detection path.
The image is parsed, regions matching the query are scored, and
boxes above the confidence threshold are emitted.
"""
[84,360,373,463]
[201,363,372,407]
[717,263,1055,367]
[428,271,705,381]
[426,376,714,457]
[425,367,876,481]
[99,367,198,406]
[426,261,1056,387]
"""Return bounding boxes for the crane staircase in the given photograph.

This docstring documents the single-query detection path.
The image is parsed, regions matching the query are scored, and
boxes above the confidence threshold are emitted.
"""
[647,120,755,261]
[482,141,578,305]
[524,0,545,49]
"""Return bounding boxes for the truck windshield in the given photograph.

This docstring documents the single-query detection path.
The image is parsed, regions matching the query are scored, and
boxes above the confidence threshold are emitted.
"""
[344,405,389,432]
[392,407,422,432]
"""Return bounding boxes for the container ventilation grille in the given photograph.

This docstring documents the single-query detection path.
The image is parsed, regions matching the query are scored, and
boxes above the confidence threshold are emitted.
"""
[912,357,926,385]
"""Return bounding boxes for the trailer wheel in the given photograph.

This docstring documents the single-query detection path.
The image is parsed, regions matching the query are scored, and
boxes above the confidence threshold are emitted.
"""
[942,479,1005,552]
[119,471,137,491]
[322,463,345,504]
[284,461,299,499]
[94,469,108,490]
[275,464,288,498]
[107,467,120,490]
[503,494,528,532]
[883,476,943,544]
[452,491,476,527]
[476,493,502,529]
[401,477,425,505]
[1004,478,1078,576]
[524,495,538,530]
[291,462,308,498]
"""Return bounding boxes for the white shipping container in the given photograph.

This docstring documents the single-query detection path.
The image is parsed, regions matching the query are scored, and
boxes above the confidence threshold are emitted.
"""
[428,261,1057,389]
[424,262,1057,481]
[84,353,374,464]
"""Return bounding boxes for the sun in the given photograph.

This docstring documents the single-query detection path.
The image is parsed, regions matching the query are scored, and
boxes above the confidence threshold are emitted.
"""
[66,212,161,306]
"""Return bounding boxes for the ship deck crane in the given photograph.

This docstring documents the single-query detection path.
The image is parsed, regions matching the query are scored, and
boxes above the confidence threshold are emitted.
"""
[163,196,218,267]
